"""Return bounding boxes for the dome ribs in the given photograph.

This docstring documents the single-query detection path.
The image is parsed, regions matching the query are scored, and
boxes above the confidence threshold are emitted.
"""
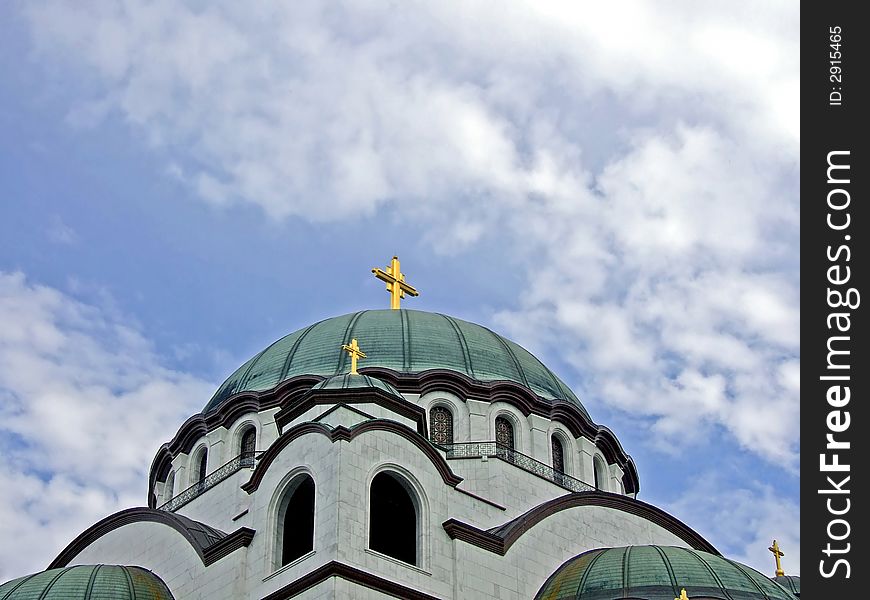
[440,313,475,378]
[652,544,683,598]
[400,310,411,373]
[335,311,367,376]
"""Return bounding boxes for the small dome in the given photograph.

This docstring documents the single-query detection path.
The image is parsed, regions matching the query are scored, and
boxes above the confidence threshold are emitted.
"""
[0,565,174,599]
[309,373,404,400]
[771,575,800,597]
[536,546,796,600]
[207,309,584,414]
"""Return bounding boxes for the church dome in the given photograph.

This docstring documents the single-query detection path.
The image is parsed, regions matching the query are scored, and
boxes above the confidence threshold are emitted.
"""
[206,309,584,415]
[771,575,799,597]
[0,565,174,599]
[535,546,796,600]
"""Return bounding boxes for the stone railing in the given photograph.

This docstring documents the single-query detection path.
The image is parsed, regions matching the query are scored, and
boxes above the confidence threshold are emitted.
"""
[439,441,595,494]
[158,452,260,512]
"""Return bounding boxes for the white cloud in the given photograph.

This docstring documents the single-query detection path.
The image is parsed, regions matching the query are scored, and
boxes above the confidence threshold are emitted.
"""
[17,0,799,571]
[666,473,800,576]
[21,0,799,460]
[23,1,798,222]
[0,272,213,579]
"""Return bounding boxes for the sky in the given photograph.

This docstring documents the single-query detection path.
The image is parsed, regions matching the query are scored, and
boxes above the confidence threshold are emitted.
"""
[0,0,799,582]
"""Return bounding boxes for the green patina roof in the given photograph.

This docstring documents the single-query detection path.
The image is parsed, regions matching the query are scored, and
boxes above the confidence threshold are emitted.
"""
[536,546,797,600]
[0,565,174,600]
[206,309,584,415]
[771,575,800,597]
[310,374,404,400]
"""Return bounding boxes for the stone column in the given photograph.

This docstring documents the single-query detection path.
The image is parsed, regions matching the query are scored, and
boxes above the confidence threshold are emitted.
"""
[528,414,551,463]
[576,437,597,486]
[467,399,490,441]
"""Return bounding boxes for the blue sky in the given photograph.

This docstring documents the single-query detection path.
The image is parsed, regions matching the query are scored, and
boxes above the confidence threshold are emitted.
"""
[0,0,799,581]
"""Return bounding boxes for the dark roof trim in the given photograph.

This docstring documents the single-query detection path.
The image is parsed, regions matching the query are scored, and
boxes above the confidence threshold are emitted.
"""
[49,507,254,569]
[260,560,442,600]
[442,492,718,556]
[242,419,463,493]
[275,388,428,437]
[151,368,640,503]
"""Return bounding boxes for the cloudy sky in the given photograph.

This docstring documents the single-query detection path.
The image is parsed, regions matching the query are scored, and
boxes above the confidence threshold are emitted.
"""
[0,0,799,581]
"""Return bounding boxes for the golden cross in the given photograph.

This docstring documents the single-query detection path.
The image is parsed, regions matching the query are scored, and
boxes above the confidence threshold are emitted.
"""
[675,589,689,600]
[372,256,419,310]
[341,338,366,375]
[768,539,785,577]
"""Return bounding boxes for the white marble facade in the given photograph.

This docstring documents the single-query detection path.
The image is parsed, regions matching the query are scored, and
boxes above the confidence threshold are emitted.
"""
[57,384,706,600]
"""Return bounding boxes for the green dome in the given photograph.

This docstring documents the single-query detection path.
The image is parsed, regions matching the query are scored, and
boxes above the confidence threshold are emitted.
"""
[536,546,796,600]
[206,309,584,415]
[0,565,173,600]
[771,575,799,597]
[310,373,404,400]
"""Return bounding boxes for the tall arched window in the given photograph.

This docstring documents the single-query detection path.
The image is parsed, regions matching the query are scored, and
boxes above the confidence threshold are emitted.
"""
[195,448,208,489]
[594,456,607,491]
[429,406,453,445]
[551,436,565,474]
[164,471,175,502]
[495,416,515,450]
[240,427,256,467]
[277,474,315,567]
[369,472,417,565]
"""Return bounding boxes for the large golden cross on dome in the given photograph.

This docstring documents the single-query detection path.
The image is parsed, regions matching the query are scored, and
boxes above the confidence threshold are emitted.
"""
[341,338,366,375]
[768,539,785,577]
[372,256,419,310]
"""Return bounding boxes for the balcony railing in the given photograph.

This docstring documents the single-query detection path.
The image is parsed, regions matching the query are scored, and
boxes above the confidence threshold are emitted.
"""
[158,452,260,513]
[439,441,595,494]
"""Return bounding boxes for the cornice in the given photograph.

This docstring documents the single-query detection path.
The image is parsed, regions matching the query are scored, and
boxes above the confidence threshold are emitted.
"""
[49,507,254,569]
[260,560,443,600]
[149,368,640,501]
[442,492,718,556]
[242,419,463,494]
[274,387,428,437]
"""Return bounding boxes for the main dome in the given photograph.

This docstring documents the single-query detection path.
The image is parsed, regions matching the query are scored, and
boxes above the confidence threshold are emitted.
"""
[206,309,584,414]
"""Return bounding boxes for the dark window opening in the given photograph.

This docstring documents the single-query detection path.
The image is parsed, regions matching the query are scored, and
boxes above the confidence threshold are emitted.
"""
[280,475,315,566]
[196,449,208,486]
[240,427,256,467]
[495,416,514,450]
[369,472,417,565]
[552,436,565,473]
[594,457,606,490]
[430,406,453,445]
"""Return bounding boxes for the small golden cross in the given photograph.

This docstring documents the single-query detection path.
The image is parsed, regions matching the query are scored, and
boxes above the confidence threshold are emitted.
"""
[341,338,366,375]
[675,589,689,600]
[768,539,785,577]
[372,256,419,310]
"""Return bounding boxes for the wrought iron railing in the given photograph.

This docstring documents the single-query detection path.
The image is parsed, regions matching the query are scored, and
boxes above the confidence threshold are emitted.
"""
[158,452,260,512]
[439,442,595,494]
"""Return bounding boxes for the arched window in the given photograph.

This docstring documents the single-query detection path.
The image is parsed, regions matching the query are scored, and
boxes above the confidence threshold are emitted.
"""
[594,455,608,491]
[369,472,417,565]
[195,448,208,488]
[277,474,315,566]
[551,436,565,474]
[429,406,453,445]
[164,471,175,502]
[240,427,256,467]
[495,416,515,450]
